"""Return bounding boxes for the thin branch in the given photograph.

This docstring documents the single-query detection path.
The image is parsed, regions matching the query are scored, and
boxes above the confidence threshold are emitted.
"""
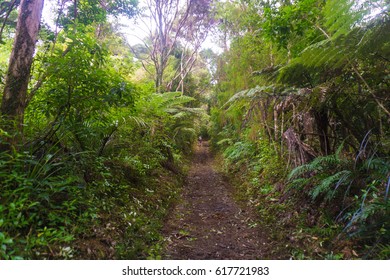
[0,0,17,43]
[350,62,390,117]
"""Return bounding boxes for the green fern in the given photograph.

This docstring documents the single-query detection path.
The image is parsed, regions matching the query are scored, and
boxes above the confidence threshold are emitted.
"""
[225,85,276,105]
[323,0,366,39]
[288,153,342,180]
[288,177,313,190]
[311,170,352,201]
[277,1,389,86]
[223,141,255,164]
[373,243,390,260]
[225,85,302,107]
[289,142,351,200]
[363,157,390,177]
[157,92,195,110]
[125,116,149,128]
[288,163,314,180]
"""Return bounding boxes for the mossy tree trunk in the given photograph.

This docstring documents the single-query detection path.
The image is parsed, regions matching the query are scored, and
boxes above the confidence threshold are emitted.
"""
[1,0,44,148]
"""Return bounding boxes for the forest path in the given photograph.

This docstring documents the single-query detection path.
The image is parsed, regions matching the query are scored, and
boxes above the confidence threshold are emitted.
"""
[162,141,272,259]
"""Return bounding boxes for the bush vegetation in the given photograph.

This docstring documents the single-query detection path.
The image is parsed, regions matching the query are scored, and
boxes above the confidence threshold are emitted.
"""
[210,0,389,259]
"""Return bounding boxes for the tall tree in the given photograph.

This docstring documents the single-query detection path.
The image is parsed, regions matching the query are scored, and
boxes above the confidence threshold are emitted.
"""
[145,0,193,93]
[167,0,214,94]
[1,0,44,146]
[136,0,214,94]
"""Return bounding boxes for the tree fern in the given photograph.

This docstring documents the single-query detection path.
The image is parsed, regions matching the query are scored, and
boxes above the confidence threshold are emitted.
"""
[225,85,303,106]
[323,0,366,39]
[125,116,149,128]
[278,1,389,86]
[167,106,205,117]
[157,92,195,110]
[225,85,276,105]
[363,157,390,176]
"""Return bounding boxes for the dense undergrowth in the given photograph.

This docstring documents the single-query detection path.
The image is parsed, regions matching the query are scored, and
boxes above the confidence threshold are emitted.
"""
[1,0,389,261]
[215,135,389,259]
[210,0,390,260]
[1,11,200,258]
[0,82,196,259]
[0,84,196,259]
[0,144,185,259]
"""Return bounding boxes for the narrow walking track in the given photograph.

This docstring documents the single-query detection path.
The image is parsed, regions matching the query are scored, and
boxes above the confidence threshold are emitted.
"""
[162,142,272,259]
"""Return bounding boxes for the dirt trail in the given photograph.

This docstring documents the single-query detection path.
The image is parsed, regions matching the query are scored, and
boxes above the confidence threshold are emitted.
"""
[162,141,272,259]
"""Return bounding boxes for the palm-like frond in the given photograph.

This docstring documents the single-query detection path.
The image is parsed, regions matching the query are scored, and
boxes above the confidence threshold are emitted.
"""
[157,92,195,110]
[226,86,275,104]
[125,116,149,128]
[323,0,366,39]
[277,1,389,86]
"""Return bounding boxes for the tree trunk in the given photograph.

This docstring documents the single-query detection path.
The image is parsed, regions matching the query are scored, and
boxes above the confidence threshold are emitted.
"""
[314,109,330,156]
[1,0,44,147]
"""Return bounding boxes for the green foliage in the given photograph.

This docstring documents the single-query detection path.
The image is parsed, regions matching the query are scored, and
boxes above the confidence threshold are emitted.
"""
[0,148,83,259]
[1,4,195,260]
[211,0,389,259]
[26,25,137,156]
[262,0,324,54]
[0,37,11,86]
[223,141,255,165]
[220,127,286,201]
[58,0,139,27]
[132,90,205,153]
[105,0,139,18]
[288,141,389,258]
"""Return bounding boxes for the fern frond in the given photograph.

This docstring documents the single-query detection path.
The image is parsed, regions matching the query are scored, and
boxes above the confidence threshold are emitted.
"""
[288,163,312,180]
[324,0,364,39]
[374,243,390,260]
[335,141,345,159]
[225,85,275,105]
[166,107,205,119]
[169,111,187,119]
[289,177,313,190]
[289,153,342,180]
[174,127,196,135]
[179,107,205,116]
[363,157,390,176]
[158,92,195,109]
[216,138,232,146]
[125,116,149,128]
[311,170,352,201]
[310,154,340,169]
[279,1,389,84]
